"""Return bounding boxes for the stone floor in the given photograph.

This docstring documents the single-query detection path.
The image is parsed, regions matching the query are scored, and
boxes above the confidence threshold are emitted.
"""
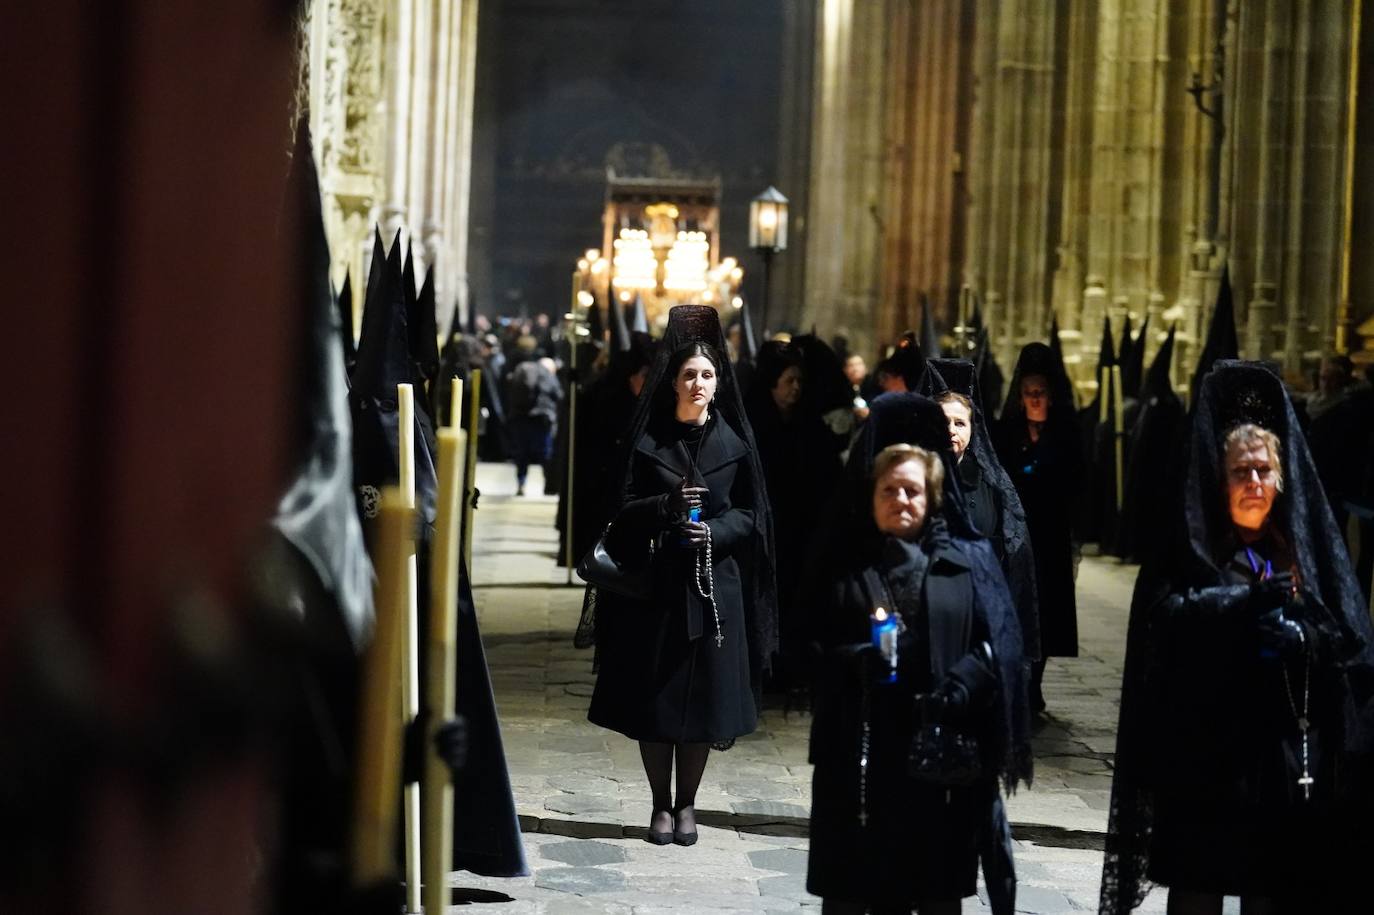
[447,462,1193,914]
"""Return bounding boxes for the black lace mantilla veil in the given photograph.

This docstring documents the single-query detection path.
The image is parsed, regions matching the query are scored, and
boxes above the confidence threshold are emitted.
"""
[838,392,1034,789]
[592,305,779,683]
[1100,360,1374,914]
[924,358,1042,664]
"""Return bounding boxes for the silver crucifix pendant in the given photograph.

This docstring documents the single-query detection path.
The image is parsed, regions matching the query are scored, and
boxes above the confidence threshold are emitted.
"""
[715,632,724,648]
[1297,719,1313,800]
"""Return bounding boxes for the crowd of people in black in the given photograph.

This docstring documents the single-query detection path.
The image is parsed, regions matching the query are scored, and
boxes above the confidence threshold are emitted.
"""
[486,293,1374,914]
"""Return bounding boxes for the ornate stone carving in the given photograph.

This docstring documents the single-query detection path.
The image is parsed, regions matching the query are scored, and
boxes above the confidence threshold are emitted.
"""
[338,0,383,176]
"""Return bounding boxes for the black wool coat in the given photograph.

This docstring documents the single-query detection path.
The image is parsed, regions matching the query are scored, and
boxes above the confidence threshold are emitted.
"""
[588,414,761,743]
[806,529,1003,907]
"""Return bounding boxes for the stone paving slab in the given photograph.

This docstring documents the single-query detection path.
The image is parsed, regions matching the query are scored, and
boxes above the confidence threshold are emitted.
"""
[440,463,1175,913]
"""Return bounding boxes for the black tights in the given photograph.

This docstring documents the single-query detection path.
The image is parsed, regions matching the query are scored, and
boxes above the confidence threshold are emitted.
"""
[639,741,710,832]
[1167,891,1281,915]
[820,899,960,914]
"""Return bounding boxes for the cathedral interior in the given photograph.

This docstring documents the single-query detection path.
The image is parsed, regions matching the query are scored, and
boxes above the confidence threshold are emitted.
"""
[2,1,1373,913]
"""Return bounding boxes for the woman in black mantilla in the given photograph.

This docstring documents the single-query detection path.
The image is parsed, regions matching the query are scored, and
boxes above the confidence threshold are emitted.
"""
[994,343,1084,713]
[588,305,777,846]
[1101,361,1374,914]
[923,358,1041,667]
[746,339,844,691]
[807,393,1032,915]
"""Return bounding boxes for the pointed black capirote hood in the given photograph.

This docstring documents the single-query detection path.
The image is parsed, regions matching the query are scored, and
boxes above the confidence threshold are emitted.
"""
[891,330,927,391]
[738,299,759,362]
[1097,315,1117,372]
[631,293,649,334]
[273,119,374,647]
[586,298,606,344]
[1122,315,1149,398]
[1141,322,1177,400]
[919,293,941,358]
[352,229,409,398]
[337,268,357,380]
[403,244,418,319]
[1118,314,1133,369]
[1049,311,1062,359]
[411,265,440,386]
[610,295,632,352]
[466,298,480,336]
[1188,263,1239,408]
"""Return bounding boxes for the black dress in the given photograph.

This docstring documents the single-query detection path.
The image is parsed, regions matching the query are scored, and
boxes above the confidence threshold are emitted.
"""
[587,414,760,743]
[807,522,1001,906]
[999,424,1081,658]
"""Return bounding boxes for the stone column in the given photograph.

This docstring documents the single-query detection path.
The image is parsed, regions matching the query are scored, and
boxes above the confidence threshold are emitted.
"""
[1082,0,1124,370]
[383,0,413,240]
[1244,0,1291,360]
[801,0,854,342]
[422,0,452,286]
[407,0,432,254]
[447,0,480,329]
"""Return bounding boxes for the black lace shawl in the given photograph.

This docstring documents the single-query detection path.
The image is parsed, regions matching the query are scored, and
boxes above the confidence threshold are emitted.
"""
[833,392,1033,790]
[1100,360,1374,913]
[606,305,779,676]
[924,359,1041,663]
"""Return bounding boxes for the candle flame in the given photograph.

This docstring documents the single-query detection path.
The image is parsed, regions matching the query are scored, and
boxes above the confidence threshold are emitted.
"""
[873,607,888,621]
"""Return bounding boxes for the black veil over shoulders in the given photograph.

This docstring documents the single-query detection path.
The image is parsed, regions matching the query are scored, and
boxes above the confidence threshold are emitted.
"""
[830,391,1034,789]
[925,359,1041,663]
[611,304,779,676]
[1101,360,1374,914]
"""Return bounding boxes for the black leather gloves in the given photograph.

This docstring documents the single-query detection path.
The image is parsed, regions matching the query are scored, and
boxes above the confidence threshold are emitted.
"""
[402,711,469,784]
[662,479,708,519]
[1257,610,1305,658]
[675,520,710,548]
[916,681,970,725]
[1249,571,1295,616]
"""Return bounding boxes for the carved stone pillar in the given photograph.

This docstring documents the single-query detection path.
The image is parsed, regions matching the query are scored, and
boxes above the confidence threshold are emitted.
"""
[1245,0,1290,360]
[383,0,413,239]
[447,0,480,329]
[422,0,452,282]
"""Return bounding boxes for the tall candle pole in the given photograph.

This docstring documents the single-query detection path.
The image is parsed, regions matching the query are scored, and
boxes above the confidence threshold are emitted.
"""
[350,487,412,887]
[396,383,423,914]
[422,377,464,915]
[565,310,579,585]
[463,369,482,570]
[1111,364,1124,513]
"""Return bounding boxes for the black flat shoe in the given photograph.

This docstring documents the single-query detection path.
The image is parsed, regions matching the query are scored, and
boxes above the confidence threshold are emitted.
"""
[672,806,697,846]
[646,809,674,845]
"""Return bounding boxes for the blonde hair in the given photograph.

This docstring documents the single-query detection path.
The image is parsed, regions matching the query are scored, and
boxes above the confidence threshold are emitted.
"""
[1223,423,1284,493]
[935,391,973,414]
[872,443,944,513]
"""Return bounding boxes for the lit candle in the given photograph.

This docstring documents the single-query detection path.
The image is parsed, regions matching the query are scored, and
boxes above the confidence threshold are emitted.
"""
[870,606,899,683]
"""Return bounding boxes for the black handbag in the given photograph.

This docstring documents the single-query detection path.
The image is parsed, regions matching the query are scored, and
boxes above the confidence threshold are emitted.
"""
[576,523,654,600]
[907,713,983,787]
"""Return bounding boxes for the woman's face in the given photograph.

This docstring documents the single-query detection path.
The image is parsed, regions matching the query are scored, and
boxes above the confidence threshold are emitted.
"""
[771,365,803,412]
[1225,435,1279,534]
[872,458,928,538]
[1021,374,1050,423]
[673,355,718,410]
[941,400,973,459]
